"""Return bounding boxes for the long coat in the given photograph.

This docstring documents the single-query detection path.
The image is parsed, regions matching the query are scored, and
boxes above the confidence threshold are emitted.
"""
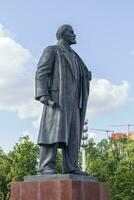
[35,43,90,145]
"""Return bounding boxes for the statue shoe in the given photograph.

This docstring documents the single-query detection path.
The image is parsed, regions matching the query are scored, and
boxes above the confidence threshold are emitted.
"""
[64,169,89,176]
[41,169,57,175]
[71,169,89,176]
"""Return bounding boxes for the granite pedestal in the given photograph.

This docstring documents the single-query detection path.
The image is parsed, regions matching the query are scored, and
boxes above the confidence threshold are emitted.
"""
[11,174,109,200]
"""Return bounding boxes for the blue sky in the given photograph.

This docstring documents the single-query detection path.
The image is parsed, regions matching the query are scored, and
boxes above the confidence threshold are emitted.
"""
[0,0,134,152]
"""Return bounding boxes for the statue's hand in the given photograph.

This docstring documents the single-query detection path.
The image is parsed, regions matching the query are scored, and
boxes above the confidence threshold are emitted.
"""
[40,96,51,105]
[40,96,57,107]
[88,71,92,81]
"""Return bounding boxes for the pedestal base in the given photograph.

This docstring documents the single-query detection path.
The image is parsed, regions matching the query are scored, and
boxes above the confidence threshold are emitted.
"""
[11,175,109,200]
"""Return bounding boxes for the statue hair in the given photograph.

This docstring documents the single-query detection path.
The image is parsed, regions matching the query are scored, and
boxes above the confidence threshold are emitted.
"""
[56,24,72,40]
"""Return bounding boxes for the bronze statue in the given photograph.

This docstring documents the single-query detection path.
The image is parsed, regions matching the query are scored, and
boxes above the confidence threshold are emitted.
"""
[35,24,92,175]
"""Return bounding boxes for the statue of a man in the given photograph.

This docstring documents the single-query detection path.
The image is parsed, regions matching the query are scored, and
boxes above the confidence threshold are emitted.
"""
[35,24,92,175]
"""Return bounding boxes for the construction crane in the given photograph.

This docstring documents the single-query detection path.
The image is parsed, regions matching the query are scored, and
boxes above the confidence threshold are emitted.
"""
[109,124,134,135]
[90,128,115,138]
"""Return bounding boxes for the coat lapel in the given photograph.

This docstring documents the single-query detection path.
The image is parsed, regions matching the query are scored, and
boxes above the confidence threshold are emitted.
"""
[57,43,77,80]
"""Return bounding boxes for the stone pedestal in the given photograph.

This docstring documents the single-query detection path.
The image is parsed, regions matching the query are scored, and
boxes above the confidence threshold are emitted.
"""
[11,174,109,200]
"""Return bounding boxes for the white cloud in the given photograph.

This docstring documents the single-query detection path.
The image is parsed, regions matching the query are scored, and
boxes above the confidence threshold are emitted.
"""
[16,101,42,119]
[0,24,11,37]
[86,79,129,118]
[0,24,42,119]
[0,30,32,87]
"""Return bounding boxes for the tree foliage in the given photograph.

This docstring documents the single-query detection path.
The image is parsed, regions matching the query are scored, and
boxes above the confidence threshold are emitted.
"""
[0,148,9,199]
[85,137,134,200]
[0,136,39,199]
[7,136,39,182]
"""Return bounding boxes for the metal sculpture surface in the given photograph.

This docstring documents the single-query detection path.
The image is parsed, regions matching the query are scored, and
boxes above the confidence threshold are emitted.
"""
[35,24,92,175]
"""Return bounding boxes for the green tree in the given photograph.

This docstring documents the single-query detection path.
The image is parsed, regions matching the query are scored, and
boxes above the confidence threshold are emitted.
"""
[7,135,39,182]
[85,139,109,181]
[85,137,134,200]
[0,148,9,199]
[0,136,39,199]
[110,138,134,200]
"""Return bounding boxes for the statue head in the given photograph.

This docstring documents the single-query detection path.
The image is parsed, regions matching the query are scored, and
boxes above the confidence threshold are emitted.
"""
[56,24,76,45]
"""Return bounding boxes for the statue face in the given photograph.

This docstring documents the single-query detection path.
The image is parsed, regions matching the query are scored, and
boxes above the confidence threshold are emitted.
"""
[63,27,76,45]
